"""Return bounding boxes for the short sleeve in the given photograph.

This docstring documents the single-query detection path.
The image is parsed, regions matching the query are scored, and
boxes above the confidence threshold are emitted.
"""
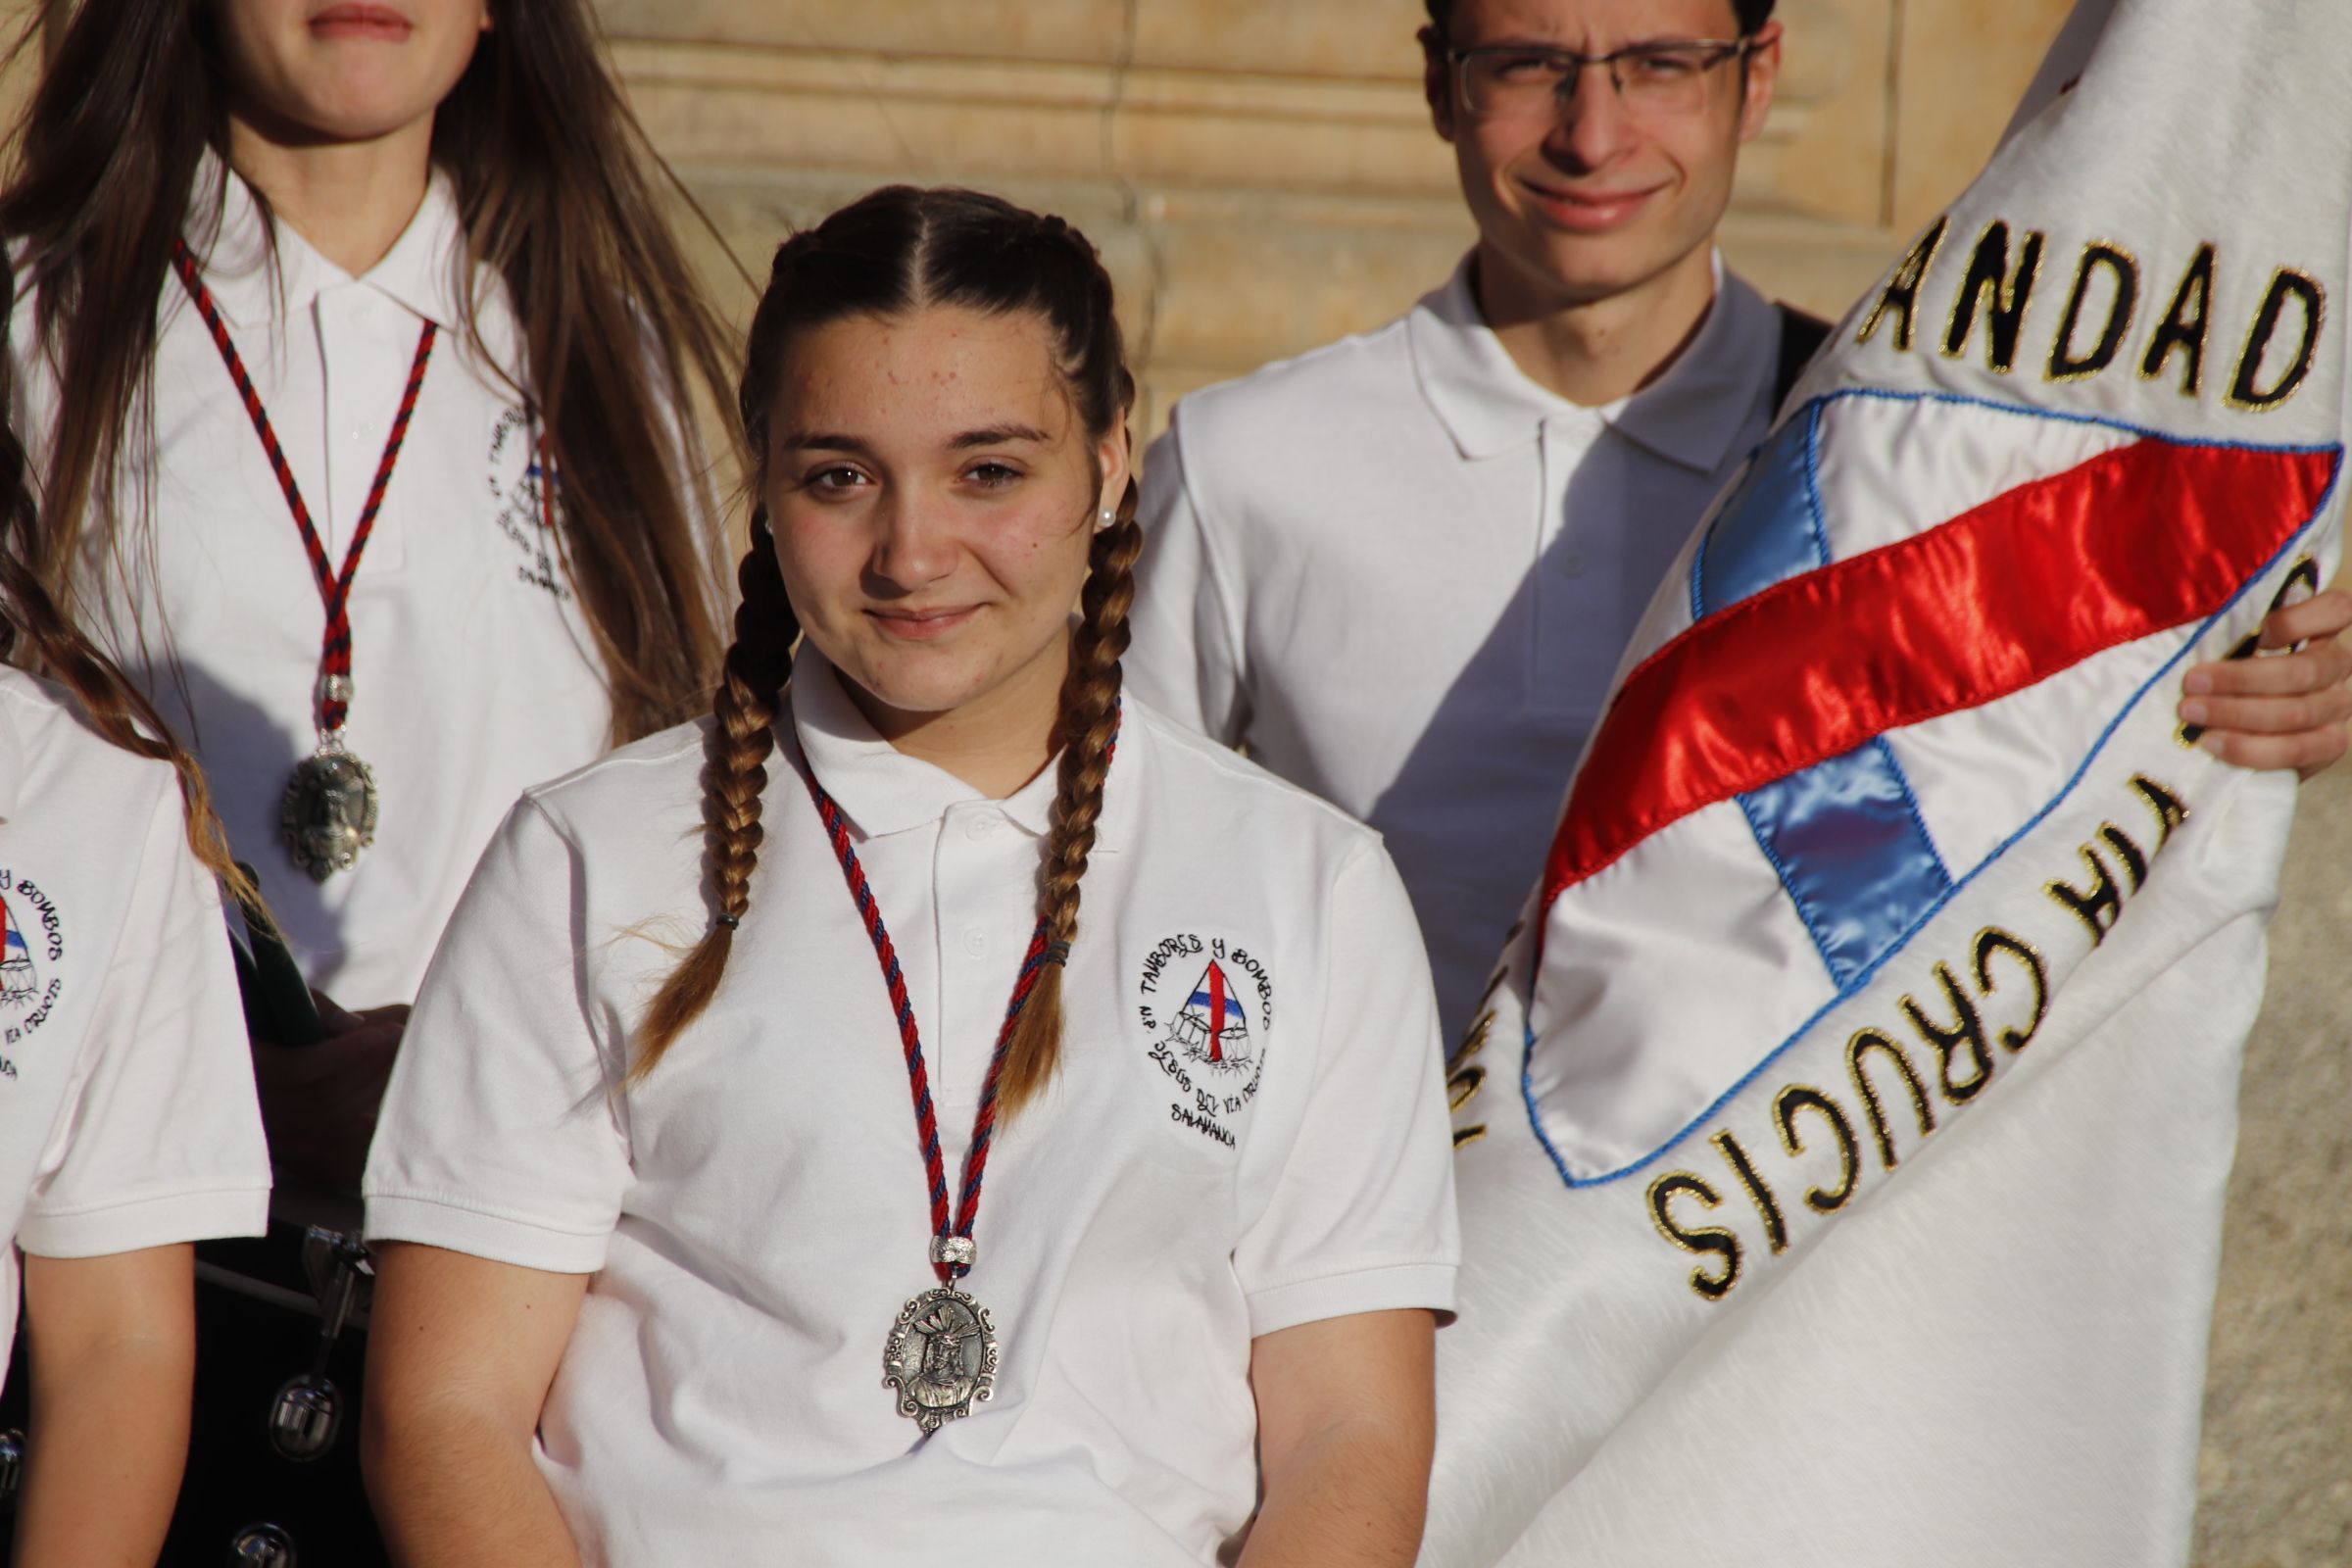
[363,797,631,1273]
[1128,412,1252,748]
[20,780,270,1257]
[1233,841,1459,1337]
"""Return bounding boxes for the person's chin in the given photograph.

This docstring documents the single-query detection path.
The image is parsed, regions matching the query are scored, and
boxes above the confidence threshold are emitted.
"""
[1491,229,1658,310]
[846,641,989,708]
[284,92,444,145]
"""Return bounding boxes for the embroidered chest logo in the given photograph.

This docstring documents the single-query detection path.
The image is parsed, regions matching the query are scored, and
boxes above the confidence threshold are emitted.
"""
[486,407,568,601]
[0,869,67,1078]
[1138,934,1274,1149]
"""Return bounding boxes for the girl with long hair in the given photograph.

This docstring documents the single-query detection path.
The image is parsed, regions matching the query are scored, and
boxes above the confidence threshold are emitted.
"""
[0,253,271,1565]
[360,186,1459,1566]
[3,0,737,1187]
[2,4,737,1557]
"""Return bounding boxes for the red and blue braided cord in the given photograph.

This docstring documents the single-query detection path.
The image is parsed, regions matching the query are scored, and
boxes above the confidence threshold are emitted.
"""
[169,239,437,736]
[807,775,1049,1284]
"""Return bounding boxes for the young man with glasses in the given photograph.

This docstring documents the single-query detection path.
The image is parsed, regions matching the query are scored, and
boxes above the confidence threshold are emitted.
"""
[1125,0,2351,1031]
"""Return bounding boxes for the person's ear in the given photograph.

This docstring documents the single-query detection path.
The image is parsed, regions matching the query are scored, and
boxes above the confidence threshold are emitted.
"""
[1421,26,1459,144]
[1737,21,1784,145]
[1095,418,1133,521]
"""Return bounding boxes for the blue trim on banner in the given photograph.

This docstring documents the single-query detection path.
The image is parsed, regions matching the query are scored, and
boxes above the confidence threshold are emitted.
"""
[1518,387,2346,1191]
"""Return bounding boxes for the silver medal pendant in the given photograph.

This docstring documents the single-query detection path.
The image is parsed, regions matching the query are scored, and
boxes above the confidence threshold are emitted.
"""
[883,1278,999,1431]
[280,739,379,883]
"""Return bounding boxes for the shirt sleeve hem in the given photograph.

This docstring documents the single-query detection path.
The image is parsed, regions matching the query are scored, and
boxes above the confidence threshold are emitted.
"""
[18,1186,270,1258]
[1244,1261,1459,1338]
[362,1191,612,1275]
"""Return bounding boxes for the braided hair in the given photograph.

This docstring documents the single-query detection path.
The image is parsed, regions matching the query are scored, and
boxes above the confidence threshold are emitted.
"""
[631,187,1142,1117]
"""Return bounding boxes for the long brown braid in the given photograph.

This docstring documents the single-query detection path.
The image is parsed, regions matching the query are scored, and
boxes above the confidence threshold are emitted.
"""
[994,484,1143,1115]
[0,256,257,909]
[630,510,797,1080]
[630,188,1142,1121]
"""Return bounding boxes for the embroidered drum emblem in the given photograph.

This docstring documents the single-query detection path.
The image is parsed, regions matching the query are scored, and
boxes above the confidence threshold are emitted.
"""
[1138,933,1274,1148]
[0,870,67,1076]
[0,899,33,1010]
[486,407,567,599]
[1168,957,1255,1075]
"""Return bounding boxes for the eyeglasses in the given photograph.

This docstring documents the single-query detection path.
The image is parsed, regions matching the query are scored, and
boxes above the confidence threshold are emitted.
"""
[1448,38,1755,122]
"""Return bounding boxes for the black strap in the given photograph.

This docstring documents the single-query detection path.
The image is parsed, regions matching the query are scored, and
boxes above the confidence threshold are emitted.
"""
[1772,302,1834,409]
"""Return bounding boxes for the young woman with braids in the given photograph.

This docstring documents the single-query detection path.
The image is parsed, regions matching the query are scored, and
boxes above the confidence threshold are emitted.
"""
[0,253,271,1563]
[360,186,1459,1567]
[3,0,737,1190]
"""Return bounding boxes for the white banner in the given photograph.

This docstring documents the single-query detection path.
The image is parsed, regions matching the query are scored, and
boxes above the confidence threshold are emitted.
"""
[1425,2,2352,1563]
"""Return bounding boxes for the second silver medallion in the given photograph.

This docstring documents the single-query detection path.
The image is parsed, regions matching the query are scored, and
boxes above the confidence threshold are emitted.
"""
[280,745,379,883]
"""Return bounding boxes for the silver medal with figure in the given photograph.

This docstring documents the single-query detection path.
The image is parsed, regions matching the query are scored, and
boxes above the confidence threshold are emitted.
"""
[883,1277,999,1431]
[280,731,378,883]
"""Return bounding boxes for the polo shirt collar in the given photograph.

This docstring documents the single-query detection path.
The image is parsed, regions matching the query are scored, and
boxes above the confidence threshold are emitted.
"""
[793,644,1131,850]
[184,147,468,334]
[1407,248,1778,472]
[1614,259,1778,472]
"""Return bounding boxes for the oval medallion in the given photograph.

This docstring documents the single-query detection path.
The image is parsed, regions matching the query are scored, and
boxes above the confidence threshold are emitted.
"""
[280,751,379,882]
[883,1283,999,1431]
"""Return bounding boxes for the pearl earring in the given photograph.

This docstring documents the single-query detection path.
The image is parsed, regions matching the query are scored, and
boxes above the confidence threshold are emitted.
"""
[1097,507,1115,531]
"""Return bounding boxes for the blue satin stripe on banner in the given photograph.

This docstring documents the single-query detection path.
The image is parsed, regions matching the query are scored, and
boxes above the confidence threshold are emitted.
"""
[1737,738,1957,987]
[1691,407,1831,617]
[1695,407,1954,989]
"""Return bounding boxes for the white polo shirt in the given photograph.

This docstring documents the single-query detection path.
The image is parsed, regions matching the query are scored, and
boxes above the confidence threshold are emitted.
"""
[364,649,1458,1567]
[0,667,271,1380]
[1127,254,1781,1029]
[11,157,612,1010]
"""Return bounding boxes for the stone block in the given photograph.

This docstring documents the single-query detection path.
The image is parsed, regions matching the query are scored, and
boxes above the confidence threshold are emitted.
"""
[595,0,1133,65]
[1891,0,2079,232]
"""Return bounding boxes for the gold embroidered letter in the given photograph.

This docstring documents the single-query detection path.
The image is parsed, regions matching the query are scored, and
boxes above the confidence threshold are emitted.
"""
[2228,268,2328,411]
[1648,1172,1743,1301]
[1847,1029,1936,1169]
[1712,1130,1788,1254]
[2047,844,2125,944]
[1774,1087,1861,1213]
[1943,220,2048,372]
[2140,243,2217,395]
[1901,962,1994,1104]
[2047,242,2139,381]
[1858,215,1950,352]
[2129,775,2189,853]
[1972,928,2047,1053]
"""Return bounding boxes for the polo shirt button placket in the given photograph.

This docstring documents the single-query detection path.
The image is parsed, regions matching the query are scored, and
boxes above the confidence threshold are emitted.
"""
[1540,416,1593,579]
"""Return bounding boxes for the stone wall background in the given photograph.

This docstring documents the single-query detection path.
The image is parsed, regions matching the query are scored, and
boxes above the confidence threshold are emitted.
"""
[605,0,2084,437]
[0,0,2341,1558]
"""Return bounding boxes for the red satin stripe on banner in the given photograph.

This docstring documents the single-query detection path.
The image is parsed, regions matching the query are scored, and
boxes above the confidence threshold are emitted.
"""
[1544,437,2338,907]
